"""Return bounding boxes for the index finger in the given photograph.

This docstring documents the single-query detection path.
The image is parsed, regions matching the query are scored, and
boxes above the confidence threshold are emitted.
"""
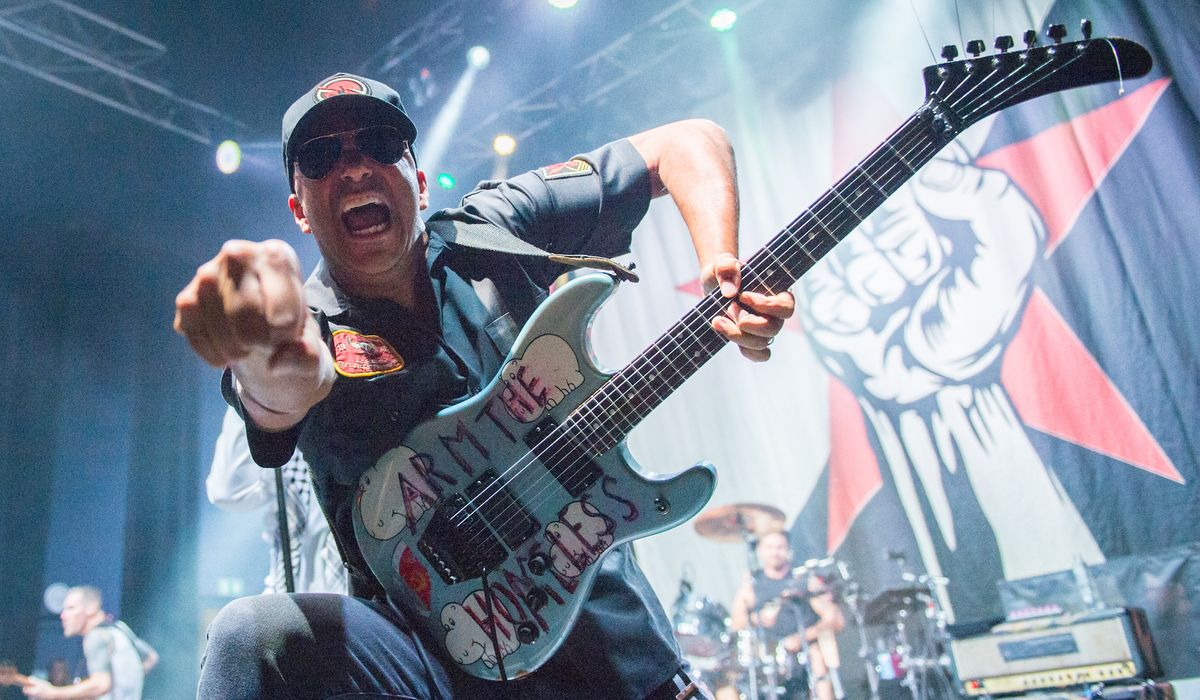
[738,289,796,320]
[254,240,306,344]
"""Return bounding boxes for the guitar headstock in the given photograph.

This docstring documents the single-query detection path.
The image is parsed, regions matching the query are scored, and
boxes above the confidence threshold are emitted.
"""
[921,20,1152,136]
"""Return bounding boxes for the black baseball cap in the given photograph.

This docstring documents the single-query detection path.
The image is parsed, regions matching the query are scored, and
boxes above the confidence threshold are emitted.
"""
[282,73,418,190]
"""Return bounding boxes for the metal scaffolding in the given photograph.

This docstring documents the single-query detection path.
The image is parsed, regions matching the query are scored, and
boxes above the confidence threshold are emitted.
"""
[0,0,774,167]
[0,0,245,145]
[357,0,466,89]
[445,0,772,172]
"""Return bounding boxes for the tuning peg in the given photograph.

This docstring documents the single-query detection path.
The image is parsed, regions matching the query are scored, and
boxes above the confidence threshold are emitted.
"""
[1080,19,1093,40]
[1022,30,1038,48]
[1047,24,1067,44]
[966,39,986,57]
[940,44,959,62]
[994,35,1015,53]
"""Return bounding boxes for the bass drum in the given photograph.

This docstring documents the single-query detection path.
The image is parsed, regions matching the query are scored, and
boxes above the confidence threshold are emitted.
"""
[672,595,732,659]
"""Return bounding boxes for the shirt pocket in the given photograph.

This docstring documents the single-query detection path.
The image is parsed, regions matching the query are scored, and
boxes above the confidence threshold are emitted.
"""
[484,312,519,360]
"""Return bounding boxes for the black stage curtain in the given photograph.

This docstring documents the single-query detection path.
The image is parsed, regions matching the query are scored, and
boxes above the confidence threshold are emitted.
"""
[0,243,67,698]
[0,226,202,697]
[120,253,202,699]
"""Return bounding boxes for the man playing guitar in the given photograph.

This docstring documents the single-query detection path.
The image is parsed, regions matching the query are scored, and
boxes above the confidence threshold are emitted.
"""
[174,71,793,699]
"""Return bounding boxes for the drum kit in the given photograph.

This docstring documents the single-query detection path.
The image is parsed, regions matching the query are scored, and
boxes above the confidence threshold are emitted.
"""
[673,504,956,700]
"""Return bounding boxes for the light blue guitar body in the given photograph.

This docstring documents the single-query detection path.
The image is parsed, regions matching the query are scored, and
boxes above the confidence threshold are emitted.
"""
[353,273,716,681]
[351,31,1151,681]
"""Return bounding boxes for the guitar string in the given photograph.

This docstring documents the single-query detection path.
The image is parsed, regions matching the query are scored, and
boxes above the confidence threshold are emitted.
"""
[435,44,1092,555]
[441,45,1089,563]
[438,119,945,550]
[438,43,1085,551]
[441,97,958,535]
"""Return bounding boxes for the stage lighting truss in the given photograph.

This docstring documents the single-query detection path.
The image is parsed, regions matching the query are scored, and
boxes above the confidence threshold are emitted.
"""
[446,0,772,174]
[0,0,246,145]
[357,1,466,98]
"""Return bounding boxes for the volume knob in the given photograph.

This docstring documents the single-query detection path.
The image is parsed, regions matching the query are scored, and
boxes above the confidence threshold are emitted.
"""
[527,553,551,576]
[524,586,549,612]
[516,622,540,644]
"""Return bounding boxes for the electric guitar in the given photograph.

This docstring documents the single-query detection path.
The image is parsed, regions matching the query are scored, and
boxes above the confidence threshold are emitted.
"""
[353,24,1152,681]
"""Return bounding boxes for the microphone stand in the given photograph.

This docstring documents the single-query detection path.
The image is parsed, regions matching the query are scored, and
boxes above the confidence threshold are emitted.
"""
[845,584,881,700]
[740,516,763,700]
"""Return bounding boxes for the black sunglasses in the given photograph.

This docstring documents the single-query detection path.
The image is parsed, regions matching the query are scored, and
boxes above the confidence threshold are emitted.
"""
[293,125,409,181]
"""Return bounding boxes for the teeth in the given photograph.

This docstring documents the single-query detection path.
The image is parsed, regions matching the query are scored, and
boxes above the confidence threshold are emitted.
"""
[352,221,389,236]
[340,193,385,215]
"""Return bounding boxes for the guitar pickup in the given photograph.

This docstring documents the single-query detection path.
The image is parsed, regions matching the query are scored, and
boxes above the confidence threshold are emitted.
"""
[418,493,507,585]
[465,469,539,550]
[524,416,602,497]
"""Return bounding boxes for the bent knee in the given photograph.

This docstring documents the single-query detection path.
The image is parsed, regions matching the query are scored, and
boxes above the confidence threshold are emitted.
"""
[206,594,309,658]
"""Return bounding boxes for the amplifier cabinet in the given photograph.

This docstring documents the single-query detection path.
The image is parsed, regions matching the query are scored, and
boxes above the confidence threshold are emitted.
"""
[951,607,1160,696]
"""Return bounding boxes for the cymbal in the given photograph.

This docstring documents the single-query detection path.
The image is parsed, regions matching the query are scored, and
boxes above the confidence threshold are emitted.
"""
[693,503,786,542]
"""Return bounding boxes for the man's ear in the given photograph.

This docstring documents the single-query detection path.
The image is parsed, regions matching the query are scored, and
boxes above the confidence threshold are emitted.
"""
[417,170,429,211]
[289,193,313,234]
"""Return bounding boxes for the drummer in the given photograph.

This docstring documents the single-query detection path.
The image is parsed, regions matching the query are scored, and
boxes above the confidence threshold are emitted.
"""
[729,530,845,699]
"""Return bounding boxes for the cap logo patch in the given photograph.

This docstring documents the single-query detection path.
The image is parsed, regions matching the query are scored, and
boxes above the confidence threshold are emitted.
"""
[332,329,404,377]
[540,159,593,180]
[315,76,371,103]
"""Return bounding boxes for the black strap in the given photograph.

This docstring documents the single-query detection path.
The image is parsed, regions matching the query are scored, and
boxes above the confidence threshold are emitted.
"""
[644,669,706,700]
[274,466,295,593]
[426,218,639,283]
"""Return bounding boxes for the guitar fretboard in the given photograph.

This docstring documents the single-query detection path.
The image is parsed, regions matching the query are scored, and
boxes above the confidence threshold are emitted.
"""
[565,107,954,452]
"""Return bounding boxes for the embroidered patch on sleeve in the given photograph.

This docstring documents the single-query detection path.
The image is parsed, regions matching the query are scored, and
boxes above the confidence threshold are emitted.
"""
[332,329,405,377]
[539,158,593,180]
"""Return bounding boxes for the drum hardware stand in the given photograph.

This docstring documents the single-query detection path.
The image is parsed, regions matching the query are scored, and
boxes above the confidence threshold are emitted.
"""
[739,513,764,700]
[843,580,881,700]
[895,572,953,700]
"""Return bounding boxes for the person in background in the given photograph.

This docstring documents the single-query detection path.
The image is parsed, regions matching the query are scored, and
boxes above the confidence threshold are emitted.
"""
[22,586,157,700]
[207,406,347,594]
[728,530,845,700]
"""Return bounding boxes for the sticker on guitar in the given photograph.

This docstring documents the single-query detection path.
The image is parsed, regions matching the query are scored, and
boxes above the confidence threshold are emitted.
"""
[442,589,521,669]
[360,445,450,540]
[395,546,434,612]
[545,499,615,592]
[498,334,583,423]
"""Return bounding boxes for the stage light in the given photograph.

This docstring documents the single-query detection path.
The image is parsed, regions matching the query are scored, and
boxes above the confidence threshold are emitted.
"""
[43,582,69,614]
[709,8,737,32]
[548,0,578,8]
[467,46,491,70]
[215,139,241,174]
[492,134,517,157]
[436,173,456,189]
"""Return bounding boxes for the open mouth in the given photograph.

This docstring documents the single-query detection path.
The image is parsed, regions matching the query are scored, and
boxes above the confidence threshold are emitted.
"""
[340,194,392,236]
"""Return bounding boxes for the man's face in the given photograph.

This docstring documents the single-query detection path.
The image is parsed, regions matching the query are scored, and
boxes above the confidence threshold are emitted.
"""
[757,532,793,572]
[59,591,92,638]
[289,113,429,284]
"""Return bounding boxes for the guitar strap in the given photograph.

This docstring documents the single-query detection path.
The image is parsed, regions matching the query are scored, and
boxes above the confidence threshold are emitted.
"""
[275,466,295,593]
[423,216,637,687]
[425,218,639,284]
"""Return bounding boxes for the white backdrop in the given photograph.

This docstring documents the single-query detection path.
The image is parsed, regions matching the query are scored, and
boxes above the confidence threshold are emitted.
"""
[593,0,1061,613]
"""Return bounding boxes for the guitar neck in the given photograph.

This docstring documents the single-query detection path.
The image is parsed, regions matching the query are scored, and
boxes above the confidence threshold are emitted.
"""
[569,106,949,449]
[562,30,1158,452]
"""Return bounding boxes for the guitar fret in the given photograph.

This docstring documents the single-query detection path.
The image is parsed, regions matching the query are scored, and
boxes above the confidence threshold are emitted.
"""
[568,112,952,451]
[357,34,1155,683]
